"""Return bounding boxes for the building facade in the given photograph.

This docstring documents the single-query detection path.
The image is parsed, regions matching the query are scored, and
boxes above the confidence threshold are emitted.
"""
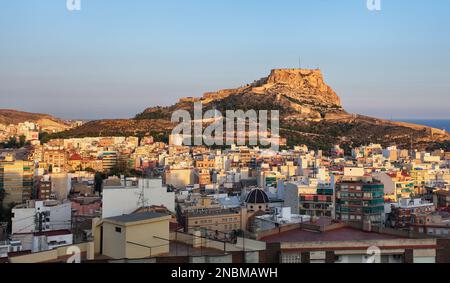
[335,177,385,225]
[0,154,34,207]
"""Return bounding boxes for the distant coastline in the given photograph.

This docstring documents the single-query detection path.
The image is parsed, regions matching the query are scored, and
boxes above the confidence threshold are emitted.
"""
[395,119,450,132]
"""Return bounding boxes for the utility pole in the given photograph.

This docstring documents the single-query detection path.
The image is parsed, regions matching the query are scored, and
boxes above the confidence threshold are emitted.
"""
[38,212,43,233]
[241,210,246,263]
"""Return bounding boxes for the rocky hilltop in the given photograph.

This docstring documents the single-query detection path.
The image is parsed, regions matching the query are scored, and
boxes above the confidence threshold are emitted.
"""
[139,69,344,121]
[203,69,341,107]
[54,69,450,151]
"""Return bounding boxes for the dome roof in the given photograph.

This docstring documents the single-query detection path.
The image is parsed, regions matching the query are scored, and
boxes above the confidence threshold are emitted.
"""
[245,188,270,204]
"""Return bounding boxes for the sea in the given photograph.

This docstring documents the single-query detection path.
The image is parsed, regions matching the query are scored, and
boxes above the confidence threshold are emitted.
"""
[396,119,450,132]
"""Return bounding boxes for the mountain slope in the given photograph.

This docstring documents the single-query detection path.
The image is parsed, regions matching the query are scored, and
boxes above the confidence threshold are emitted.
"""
[47,119,174,143]
[0,109,70,132]
[54,69,450,150]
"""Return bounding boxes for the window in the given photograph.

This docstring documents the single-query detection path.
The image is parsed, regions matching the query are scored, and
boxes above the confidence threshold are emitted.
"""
[115,227,122,233]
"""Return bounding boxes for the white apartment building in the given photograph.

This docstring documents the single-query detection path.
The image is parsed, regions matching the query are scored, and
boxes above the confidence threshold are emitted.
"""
[11,200,72,235]
[102,178,175,218]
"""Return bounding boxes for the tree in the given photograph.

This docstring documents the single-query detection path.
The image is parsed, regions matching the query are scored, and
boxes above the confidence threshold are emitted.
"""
[85,167,96,173]
[94,172,104,193]
[0,188,5,204]
[18,135,26,147]
[0,188,6,221]
[5,137,17,148]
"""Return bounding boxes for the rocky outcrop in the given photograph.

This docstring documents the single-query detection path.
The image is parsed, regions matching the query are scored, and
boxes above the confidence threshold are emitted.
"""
[199,69,341,111]
[266,69,341,106]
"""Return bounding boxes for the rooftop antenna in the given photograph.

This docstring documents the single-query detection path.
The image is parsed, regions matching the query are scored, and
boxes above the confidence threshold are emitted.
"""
[136,184,149,209]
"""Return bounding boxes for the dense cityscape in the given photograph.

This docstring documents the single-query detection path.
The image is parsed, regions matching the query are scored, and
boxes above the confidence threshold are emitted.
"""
[1,2,450,278]
[1,120,450,263]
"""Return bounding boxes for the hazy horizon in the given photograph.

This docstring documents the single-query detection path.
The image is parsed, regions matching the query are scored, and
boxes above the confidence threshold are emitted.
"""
[1,1,449,120]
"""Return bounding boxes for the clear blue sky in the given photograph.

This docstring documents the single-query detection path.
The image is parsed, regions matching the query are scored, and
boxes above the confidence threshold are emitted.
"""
[1,0,449,120]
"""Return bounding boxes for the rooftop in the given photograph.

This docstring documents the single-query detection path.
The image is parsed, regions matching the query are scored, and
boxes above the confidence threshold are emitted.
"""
[261,227,404,243]
[105,212,170,224]
[187,208,241,217]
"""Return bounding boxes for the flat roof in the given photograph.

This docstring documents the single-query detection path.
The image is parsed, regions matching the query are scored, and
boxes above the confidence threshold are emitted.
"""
[261,227,404,243]
[105,212,170,224]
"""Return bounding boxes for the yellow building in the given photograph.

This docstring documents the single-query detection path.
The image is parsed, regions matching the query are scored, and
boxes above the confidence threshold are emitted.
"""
[163,168,194,189]
[195,157,216,169]
[410,169,431,187]
[0,154,34,207]
[99,212,171,259]
[43,149,67,173]
[184,207,244,238]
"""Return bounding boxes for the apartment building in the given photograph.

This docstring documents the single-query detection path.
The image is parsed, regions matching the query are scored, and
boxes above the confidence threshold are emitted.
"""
[43,149,67,173]
[183,207,243,239]
[102,178,175,218]
[35,178,52,200]
[11,200,72,235]
[101,151,118,172]
[375,171,415,202]
[410,213,450,236]
[335,173,385,225]
[0,154,34,207]
[260,220,439,263]
[176,193,245,239]
[284,180,334,218]
[194,169,212,187]
[434,190,450,208]
[388,198,436,229]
